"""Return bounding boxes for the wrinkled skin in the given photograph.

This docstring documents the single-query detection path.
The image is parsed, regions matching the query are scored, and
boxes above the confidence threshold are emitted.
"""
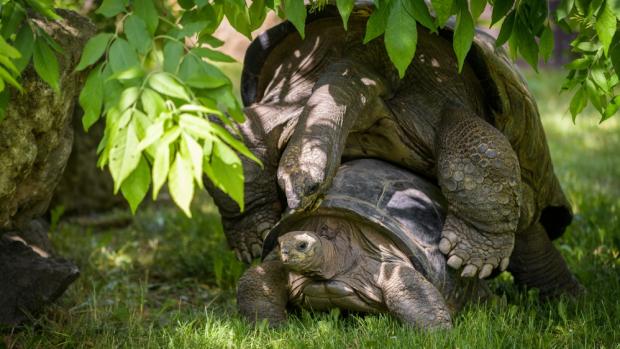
[213,13,577,288]
[238,216,464,329]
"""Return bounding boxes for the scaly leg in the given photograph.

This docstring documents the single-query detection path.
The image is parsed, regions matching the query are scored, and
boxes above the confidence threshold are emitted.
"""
[208,104,300,263]
[236,260,289,326]
[436,104,521,278]
[380,262,452,329]
[509,223,583,298]
[277,60,386,210]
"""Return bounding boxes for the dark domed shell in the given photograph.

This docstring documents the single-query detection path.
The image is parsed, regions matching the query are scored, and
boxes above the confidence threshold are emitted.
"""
[244,5,572,239]
[263,159,448,282]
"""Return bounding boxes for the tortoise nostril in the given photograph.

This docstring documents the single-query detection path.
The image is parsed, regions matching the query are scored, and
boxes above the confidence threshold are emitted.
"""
[296,242,308,251]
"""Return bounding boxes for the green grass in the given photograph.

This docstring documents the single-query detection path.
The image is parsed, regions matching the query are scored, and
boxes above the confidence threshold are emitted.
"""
[3,69,620,348]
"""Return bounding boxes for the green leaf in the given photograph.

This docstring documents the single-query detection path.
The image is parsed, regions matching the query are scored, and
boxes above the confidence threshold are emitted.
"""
[124,15,152,54]
[33,39,59,93]
[364,0,391,43]
[610,33,620,75]
[431,0,454,27]
[178,0,194,10]
[491,0,514,25]
[108,38,140,73]
[596,0,617,55]
[181,132,204,187]
[539,25,554,62]
[152,142,170,199]
[117,86,141,112]
[591,67,609,90]
[108,65,145,81]
[249,0,268,30]
[133,0,159,34]
[102,65,124,110]
[470,0,487,20]
[337,0,354,30]
[210,123,262,165]
[283,0,307,38]
[139,120,164,150]
[385,0,418,78]
[453,0,475,72]
[109,119,141,192]
[409,0,437,32]
[80,64,104,131]
[569,87,587,121]
[75,33,113,71]
[514,17,539,71]
[141,88,167,118]
[0,66,22,92]
[96,0,128,17]
[169,151,195,217]
[120,155,151,213]
[191,47,236,63]
[179,113,212,139]
[602,95,620,121]
[178,54,230,89]
[566,57,591,70]
[148,72,190,100]
[204,141,244,211]
[224,1,252,39]
[585,78,604,112]
[201,35,225,48]
[0,55,19,75]
[0,37,21,58]
[1,2,25,39]
[13,24,35,72]
[556,0,574,21]
[25,0,60,19]
[163,40,185,74]
[496,10,515,46]
[0,90,9,123]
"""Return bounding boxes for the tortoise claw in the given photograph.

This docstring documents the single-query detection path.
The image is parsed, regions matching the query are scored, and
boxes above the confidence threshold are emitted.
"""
[439,238,452,254]
[461,265,478,278]
[251,243,263,258]
[447,255,463,269]
[479,264,493,279]
[500,257,510,271]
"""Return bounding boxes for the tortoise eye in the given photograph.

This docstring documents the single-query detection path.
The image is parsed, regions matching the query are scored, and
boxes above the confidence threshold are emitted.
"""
[296,242,308,251]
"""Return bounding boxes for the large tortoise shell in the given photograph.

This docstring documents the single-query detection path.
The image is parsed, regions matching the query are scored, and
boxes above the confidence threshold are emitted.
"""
[243,4,573,240]
[263,159,449,284]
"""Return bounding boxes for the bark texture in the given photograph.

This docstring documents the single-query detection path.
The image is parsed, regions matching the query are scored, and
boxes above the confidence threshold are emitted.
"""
[0,10,95,231]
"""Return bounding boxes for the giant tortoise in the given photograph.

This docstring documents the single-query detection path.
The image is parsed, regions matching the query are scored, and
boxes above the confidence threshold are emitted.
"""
[208,4,580,293]
[238,159,490,329]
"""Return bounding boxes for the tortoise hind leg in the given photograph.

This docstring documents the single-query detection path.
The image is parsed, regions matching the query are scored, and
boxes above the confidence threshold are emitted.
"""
[436,104,520,278]
[509,223,583,298]
[237,260,289,326]
[380,263,452,329]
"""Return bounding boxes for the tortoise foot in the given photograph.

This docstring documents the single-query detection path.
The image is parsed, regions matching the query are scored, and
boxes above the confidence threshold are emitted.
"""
[439,214,513,279]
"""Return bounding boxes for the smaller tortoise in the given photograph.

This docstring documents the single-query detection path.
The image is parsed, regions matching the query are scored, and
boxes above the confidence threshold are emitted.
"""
[237,159,490,329]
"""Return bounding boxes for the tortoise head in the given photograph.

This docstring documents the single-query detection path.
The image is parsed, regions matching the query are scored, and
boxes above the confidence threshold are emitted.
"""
[278,231,329,275]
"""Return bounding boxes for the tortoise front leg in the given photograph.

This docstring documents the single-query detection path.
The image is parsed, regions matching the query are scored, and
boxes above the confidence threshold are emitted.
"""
[208,104,301,263]
[436,104,521,278]
[277,60,386,210]
[380,263,452,329]
[237,260,289,326]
